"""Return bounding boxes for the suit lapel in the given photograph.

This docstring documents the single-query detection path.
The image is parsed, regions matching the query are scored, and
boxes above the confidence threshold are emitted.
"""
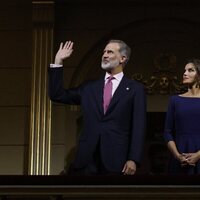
[93,76,132,115]
[93,78,104,114]
[106,76,132,114]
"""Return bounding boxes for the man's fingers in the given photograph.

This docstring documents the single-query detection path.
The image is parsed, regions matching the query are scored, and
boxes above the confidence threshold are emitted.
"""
[123,168,135,175]
[64,41,73,50]
[68,41,74,50]
[122,165,126,173]
[63,41,69,49]
[59,42,63,50]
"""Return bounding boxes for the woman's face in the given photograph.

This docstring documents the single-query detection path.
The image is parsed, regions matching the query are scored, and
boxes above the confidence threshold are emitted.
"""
[183,63,198,85]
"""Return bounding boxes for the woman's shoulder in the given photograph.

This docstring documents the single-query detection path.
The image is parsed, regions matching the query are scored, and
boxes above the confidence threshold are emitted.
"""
[168,94,186,104]
[178,92,190,97]
[177,92,200,99]
[171,91,193,98]
[169,94,180,100]
[170,92,200,101]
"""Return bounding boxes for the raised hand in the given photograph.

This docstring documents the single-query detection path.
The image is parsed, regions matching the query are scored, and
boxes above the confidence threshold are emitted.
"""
[55,41,74,65]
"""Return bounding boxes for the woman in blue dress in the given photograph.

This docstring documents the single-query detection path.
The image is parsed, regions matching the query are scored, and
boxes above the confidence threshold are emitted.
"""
[164,58,200,174]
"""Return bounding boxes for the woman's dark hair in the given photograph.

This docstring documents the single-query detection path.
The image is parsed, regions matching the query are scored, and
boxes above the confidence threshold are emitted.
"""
[187,58,200,87]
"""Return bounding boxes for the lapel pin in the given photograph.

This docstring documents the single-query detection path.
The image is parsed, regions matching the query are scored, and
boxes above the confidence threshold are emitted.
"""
[126,87,130,90]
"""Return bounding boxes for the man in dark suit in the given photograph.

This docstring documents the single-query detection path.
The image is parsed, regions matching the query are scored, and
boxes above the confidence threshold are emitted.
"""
[49,39,146,175]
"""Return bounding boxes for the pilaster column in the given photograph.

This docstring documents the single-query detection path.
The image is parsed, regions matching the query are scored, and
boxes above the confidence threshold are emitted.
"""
[29,0,54,175]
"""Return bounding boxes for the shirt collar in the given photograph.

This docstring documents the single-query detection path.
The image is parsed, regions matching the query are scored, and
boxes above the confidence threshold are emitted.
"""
[104,71,124,81]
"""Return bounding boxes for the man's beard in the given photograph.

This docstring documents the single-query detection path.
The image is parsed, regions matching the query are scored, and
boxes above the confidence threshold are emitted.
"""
[101,59,120,70]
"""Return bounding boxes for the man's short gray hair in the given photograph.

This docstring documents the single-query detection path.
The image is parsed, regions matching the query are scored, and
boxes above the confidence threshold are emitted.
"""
[108,39,131,67]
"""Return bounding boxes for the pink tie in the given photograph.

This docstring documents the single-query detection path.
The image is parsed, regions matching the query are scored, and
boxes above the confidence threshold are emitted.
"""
[103,76,114,113]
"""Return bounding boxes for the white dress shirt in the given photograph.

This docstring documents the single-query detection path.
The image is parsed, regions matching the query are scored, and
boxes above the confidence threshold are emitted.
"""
[104,72,124,96]
[50,64,63,68]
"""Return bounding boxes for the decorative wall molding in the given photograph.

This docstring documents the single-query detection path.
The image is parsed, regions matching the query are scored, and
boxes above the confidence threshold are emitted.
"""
[132,53,186,95]
[29,0,54,175]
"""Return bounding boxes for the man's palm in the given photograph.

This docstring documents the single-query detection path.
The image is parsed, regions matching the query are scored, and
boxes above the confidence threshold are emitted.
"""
[55,41,73,64]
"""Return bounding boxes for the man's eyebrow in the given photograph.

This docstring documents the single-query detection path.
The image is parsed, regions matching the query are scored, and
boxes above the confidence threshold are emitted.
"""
[104,49,113,53]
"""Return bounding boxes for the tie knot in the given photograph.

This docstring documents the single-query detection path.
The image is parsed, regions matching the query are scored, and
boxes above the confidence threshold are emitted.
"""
[107,76,114,82]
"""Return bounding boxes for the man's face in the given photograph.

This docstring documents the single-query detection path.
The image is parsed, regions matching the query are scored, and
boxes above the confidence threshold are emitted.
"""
[101,43,123,71]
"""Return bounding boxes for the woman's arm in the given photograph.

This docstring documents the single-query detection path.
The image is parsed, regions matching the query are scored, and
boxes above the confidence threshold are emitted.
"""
[167,141,187,165]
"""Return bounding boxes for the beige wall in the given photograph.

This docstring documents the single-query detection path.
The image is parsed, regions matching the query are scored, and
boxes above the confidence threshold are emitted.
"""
[0,1,31,174]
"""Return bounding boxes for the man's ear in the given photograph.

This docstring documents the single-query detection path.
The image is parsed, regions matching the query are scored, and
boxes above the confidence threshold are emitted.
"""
[120,55,127,64]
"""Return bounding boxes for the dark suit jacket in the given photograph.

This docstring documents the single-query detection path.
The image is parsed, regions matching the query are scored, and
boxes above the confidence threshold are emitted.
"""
[49,67,146,173]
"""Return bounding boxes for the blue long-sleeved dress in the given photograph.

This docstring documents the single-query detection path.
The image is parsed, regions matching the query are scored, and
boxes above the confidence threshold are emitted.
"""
[164,95,200,174]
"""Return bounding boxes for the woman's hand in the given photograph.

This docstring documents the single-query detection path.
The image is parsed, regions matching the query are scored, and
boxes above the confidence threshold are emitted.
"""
[183,151,200,166]
[176,153,188,166]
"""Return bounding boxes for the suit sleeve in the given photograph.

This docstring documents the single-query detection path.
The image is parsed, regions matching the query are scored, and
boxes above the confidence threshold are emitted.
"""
[128,83,146,165]
[48,67,81,105]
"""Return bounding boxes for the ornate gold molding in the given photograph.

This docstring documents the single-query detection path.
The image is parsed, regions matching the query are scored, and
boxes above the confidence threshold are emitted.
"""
[29,0,54,175]
[132,53,185,95]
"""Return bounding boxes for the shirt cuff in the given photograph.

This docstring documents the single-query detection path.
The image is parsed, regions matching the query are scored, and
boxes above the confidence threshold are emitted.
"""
[50,64,63,68]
